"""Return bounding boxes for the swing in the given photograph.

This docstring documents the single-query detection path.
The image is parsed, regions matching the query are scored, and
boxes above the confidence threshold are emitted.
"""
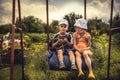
[1,48,22,64]
[47,40,91,71]
[46,0,93,71]
[9,0,118,80]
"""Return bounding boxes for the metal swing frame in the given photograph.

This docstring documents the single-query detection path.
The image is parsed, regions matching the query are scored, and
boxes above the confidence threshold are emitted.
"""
[10,0,120,80]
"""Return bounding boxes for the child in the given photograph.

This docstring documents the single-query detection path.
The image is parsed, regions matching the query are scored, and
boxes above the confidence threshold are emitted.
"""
[73,19,95,79]
[52,19,77,70]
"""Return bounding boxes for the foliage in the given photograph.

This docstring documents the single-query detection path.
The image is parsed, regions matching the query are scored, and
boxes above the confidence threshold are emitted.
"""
[16,16,46,33]
[0,24,11,34]
[24,33,120,80]
[0,65,22,80]
[91,33,109,49]
[112,33,120,46]
[49,20,59,33]
[111,13,120,34]
[0,13,120,80]
[63,12,83,32]
[87,18,109,37]
[0,33,120,80]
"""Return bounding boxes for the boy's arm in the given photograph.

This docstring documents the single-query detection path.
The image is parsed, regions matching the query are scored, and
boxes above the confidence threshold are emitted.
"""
[64,34,73,46]
[52,35,63,48]
[52,39,60,48]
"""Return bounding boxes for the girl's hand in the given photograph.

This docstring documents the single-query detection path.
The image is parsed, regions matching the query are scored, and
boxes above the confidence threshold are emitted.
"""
[78,49,82,53]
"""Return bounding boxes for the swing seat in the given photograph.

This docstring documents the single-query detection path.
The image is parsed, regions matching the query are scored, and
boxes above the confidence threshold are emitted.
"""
[1,48,22,64]
[47,51,92,71]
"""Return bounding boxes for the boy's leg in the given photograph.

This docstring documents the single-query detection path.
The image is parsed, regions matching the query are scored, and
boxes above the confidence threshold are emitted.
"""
[68,51,77,70]
[75,51,84,76]
[57,49,65,68]
[83,50,95,79]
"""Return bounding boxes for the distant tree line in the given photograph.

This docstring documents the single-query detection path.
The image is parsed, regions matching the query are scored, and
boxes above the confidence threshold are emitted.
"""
[0,12,119,35]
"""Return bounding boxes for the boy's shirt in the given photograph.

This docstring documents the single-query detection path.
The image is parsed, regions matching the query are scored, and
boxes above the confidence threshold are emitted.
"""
[53,32,73,51]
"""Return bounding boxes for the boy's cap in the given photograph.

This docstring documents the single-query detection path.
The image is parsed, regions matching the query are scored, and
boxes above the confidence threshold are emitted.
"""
[59,19,68,26]
[74,18,87,29]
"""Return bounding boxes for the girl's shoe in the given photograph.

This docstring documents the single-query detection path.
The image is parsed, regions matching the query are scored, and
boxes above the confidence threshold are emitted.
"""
[88,73,95,79]
[78,71,84,77]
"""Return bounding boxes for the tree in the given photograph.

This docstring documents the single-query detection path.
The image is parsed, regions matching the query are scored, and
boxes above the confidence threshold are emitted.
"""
[112,13,120,34]
[87,17,109,37]
[63,12,82,32]
[49,20,58,33]
[16,16,45,33]
[0,24,11,34]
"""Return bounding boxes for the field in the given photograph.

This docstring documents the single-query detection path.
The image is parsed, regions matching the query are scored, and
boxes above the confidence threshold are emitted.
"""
[0,33,120,80]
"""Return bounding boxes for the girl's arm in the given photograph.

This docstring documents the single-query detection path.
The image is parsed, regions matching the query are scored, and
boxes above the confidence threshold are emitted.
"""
[73,33,81,52]
[83,33,91,50]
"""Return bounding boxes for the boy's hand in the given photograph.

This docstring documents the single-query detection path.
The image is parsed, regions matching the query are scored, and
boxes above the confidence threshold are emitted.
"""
[63,38,68,43]
[57,39,63,43]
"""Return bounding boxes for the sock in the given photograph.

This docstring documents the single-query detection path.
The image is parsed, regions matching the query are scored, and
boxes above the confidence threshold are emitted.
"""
[60,61,64,64]
[71,62,75,65]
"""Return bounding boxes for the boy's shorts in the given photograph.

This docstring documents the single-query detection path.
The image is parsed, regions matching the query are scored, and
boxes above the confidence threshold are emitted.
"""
[56,46,74,55]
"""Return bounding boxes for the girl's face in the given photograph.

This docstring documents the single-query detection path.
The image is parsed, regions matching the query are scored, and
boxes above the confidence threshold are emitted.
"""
[58,24,68,34]
[75,26,85,33]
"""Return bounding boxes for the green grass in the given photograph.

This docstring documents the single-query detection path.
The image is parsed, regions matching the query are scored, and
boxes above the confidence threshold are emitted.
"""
[0,65,22,80]
[0,33,120,80]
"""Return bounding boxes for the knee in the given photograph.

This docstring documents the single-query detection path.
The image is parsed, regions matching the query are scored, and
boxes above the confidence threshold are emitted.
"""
[68,51,74,55]
[83,51,88,57]
[75,51,81,57]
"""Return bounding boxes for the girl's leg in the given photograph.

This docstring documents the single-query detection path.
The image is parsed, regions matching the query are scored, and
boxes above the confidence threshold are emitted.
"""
[75,51,84,76]
[83,50,95,78]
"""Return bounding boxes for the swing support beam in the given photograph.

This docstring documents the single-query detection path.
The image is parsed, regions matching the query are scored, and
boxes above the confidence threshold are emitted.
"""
[10,0,24,80]
[10,0,15,80]
[46,0,49,50]
[84,0,86,19]
[10,0,120,80]
[18,0,25,79]
[107,0,113,80]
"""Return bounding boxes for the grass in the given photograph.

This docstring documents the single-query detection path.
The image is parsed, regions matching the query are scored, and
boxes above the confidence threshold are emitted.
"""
[0,65,22,80]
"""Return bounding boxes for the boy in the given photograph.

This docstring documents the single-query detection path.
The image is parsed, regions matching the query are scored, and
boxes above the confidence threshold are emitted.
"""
[52,19,77,70]
[73,19,95,79]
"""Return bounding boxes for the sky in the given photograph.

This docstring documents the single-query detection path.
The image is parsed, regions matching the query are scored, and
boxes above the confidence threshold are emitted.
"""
[0,0,120,25]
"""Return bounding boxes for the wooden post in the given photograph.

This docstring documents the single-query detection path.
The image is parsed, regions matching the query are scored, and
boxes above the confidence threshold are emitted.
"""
[46,0,49,50]
[10,0,16,80]
[84,0,86,19]
[18,0,25,79]
[107,0,114,80]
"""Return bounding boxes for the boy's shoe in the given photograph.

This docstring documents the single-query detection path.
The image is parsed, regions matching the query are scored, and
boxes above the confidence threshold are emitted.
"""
[71,64,77,70]
[59,63,65,69]
[88,73,95,79]
[78,71,85,77]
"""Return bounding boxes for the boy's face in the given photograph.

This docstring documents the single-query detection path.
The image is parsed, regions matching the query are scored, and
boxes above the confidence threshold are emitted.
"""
[58,24,68,34]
